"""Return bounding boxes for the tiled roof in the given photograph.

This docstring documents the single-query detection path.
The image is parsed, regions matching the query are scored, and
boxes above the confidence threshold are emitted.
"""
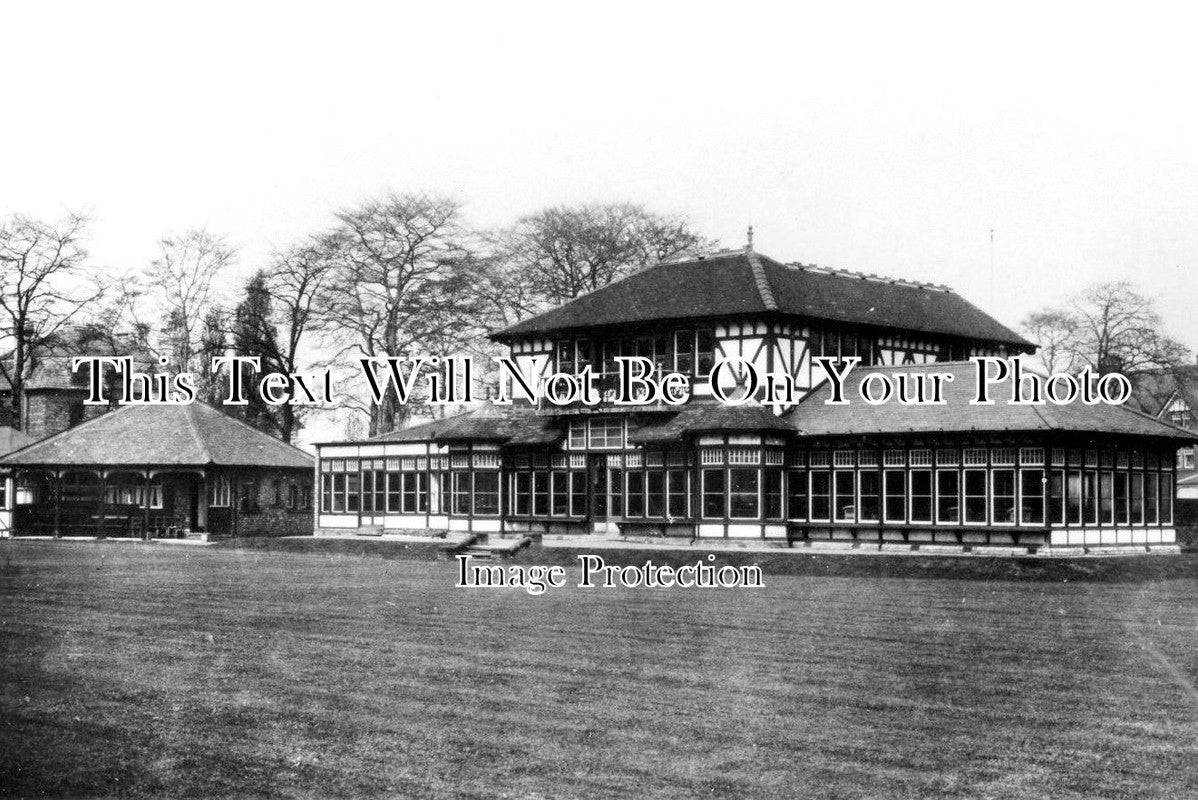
[0,402,313,468]
[629,405,794,443]
[24,357,90,391]
[1129,365,1198,417]
[0,426,37,457]
[369,407,564,446]
[790,362,1198,441]
[493,251,1033,349]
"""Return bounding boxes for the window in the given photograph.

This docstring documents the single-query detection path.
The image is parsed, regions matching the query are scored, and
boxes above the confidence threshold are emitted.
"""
[1099,472,1114,525]
[568,421,586,449]
[514,473,531,515]
[910,470,932,523]
[551,471,569,516]
[991,469,1016,524]
[728,448,761,465]
[701,469,724,518]
[696,329,716,377]
[936,448,958,466]
[858,471,880,522]
[764,469,783,520]
[884,470,906,522]
[1161,473,1173,525]
[609,468,624,517]
[1145,472,1159,524]
[834,470,855,521]
[675,329,694,374]
[963,469,986,523]
[589,418,624,449]
[211,476,231,507]
[936,470,959,524]
[1020,447,1044,465]
[414,473,430,513]
[910,450,932,467]
[728,468,759,519]
[1049,471,1064,524]
[1020,469,1045,525]
[533,472,550,516]
[374,472,385,514]
[1114,471,1129,525]
[667,469,688,518]
[238,480,259,512]
[570,471,587,517]
[810,471,831,521]
[1131,472,1145,524]
[647,471,665,517]
[345,472,360,513]
[627,471,645,517]
[474,472,500,516]
[359,470,375,513]
[787,470,807,521]
[1066,470,1083,525]
[1083,471,1097,525]
[992,448,1016,466]
[452,472,471,515]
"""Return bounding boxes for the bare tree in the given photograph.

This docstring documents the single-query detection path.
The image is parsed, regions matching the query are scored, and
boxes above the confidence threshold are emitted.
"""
[495,203,716,308]
[311,192,484,436]
[0,211,106,428]
[1022,281,1190,381]
[1020,309,1081,374]
[261,245,329,441]
[146,229,234,372]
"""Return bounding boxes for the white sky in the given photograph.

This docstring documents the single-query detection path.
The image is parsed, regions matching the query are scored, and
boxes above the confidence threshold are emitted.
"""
[4,1,1198,444]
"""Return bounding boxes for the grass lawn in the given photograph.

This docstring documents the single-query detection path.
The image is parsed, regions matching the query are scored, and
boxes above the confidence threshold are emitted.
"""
[2,542,1197,799]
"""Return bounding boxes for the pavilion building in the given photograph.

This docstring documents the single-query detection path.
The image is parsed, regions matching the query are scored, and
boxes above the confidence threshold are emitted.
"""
[0,402,314,539]
[313,247,1192,552]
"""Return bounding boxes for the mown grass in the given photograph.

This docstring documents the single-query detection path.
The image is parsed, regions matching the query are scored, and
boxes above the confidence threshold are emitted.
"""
[2,541,1197,799]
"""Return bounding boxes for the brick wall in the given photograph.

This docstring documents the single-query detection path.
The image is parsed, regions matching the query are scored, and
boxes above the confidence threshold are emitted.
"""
[231,470,314,537]
[23,391,107,440]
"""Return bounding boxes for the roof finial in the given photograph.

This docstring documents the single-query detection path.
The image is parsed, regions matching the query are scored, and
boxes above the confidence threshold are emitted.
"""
[746,224,754,252]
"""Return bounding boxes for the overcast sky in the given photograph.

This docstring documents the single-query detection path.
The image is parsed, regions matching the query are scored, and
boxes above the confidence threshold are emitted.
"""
[4,2,1196,351]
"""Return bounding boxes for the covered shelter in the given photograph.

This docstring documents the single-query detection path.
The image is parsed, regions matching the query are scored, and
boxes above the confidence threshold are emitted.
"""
[0,402,314,539]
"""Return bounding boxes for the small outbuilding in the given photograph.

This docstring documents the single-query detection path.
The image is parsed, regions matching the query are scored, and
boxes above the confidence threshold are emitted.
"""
[0,402,314,539]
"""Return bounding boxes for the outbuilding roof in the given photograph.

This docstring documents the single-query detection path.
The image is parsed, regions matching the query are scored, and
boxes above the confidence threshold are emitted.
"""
[368,407,563,445]
[628,405,794,443]
[0,427,37,458]
[790,361,1198,441]
[493,251,1033,349]
[0,402,314,468]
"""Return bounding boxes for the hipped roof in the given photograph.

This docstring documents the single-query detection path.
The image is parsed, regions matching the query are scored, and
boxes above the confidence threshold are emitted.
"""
[0,402,313,468]
[791,362,1198,442]
[494,251,1033,349]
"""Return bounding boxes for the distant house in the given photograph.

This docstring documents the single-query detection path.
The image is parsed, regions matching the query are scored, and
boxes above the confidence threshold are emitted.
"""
[1132,365,1198,520]
[0,402,313,539]
[314,246,1194,553]
[1,325,153,439]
